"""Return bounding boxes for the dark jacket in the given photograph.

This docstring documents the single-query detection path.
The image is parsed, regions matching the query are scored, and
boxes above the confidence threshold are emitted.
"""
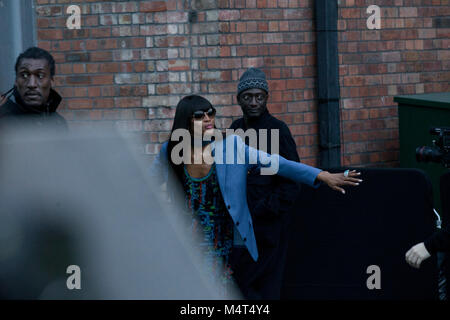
[425,229,450,254]
[229,109,301,299]
[0,88,67,130]
[424,171,450,254]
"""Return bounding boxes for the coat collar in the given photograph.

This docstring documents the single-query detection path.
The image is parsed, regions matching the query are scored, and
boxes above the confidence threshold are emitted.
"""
[12,87,62,114]
[243,108,271,129]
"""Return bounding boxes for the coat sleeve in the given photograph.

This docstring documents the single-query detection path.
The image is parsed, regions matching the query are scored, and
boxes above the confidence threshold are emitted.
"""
[234,135,322,188]
[424,228,450,254]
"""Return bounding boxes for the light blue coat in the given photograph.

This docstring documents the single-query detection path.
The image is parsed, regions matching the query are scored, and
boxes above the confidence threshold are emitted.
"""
[150,135,322,261]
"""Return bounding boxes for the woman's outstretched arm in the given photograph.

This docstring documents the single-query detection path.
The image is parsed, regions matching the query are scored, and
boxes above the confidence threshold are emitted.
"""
[238,135,362,193]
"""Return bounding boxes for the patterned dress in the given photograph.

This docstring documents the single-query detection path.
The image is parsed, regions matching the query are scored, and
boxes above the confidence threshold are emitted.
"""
[183,164,234,296]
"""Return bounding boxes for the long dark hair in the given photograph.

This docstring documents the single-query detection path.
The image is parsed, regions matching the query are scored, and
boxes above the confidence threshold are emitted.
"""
[167,95,215,186]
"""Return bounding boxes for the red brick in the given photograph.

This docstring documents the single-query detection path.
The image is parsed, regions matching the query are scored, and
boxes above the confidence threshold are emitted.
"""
[90,27,111,38]
[38,29,63,40]
[89,110,103,121]
[66,75,91,85]
[220,46,231,57]
[219,10,240,20]
[438,50,450,60]
[263,33,283,43]
[257,22,269,32]
[400,7,418,17]
[144,120,173,132]
[141,25,167,36]
[168,60,190,71]
[241,33,262,44]
[287,101,309,113]
[72,64,86,74]
[134,62,146,73]
[284,8,312,19]
[118,86,148,97]
[135,109,148,120]
[208,82,235,93]
[93,98,114,109]
[140,1,167,12]
[285,56,305,66]
[240,9,262,20]
[341,8,364,19]
[91,75,114,85]
[67,99,93,109]
[88,87,101,97]
[115,97,142,108]
[90,51,112,61]
[343,76,365,87]
[207,58,242,69]
[286,79,306,89]
[99,63,120,73]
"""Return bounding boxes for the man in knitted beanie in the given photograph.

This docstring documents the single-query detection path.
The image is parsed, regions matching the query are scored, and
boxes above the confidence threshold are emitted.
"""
[229,67,301,299]
[236,67,269,118]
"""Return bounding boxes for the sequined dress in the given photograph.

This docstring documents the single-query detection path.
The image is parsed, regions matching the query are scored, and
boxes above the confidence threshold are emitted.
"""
[183,164,234,296]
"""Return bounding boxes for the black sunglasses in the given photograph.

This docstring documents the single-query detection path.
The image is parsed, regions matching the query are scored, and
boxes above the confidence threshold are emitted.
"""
[192,108,216,120]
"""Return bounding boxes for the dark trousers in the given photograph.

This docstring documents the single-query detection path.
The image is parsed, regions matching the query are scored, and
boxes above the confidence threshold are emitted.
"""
[229,213,291,300]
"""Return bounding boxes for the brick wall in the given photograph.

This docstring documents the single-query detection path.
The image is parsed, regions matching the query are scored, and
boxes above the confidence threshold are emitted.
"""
[339,0,449,167]
[35,0,449,166]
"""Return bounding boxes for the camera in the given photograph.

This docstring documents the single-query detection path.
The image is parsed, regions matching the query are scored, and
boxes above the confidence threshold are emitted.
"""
[416,127,450,168]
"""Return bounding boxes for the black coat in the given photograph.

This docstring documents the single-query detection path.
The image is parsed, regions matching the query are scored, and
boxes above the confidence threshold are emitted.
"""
[229,109,301,299]
[424,171,450,254]
[0,88,67,130]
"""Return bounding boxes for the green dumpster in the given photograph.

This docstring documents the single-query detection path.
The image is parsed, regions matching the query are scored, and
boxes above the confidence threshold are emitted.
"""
[394,92,450,214]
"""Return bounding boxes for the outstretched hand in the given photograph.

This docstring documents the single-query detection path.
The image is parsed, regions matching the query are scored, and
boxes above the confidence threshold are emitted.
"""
[316,170,362,194]
[405,242,431,269]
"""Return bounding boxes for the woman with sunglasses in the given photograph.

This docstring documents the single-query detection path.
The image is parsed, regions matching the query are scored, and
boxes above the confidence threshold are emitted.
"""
[150,95,362,297]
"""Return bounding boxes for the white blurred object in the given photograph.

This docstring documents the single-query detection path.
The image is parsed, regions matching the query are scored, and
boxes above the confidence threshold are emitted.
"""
[0,123,241,299]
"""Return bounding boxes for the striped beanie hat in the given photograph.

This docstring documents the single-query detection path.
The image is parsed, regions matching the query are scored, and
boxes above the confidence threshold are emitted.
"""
[237,67,269,96]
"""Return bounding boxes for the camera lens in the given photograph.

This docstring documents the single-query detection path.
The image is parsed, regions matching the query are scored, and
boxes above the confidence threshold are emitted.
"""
[416,146,443,163]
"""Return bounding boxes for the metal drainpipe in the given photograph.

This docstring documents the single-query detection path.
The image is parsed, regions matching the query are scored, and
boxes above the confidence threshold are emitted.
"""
[314,0,342,168]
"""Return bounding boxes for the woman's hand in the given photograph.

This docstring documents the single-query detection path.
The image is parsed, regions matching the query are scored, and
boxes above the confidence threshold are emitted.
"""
[316,170,362,194]
[405,242,431,269]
